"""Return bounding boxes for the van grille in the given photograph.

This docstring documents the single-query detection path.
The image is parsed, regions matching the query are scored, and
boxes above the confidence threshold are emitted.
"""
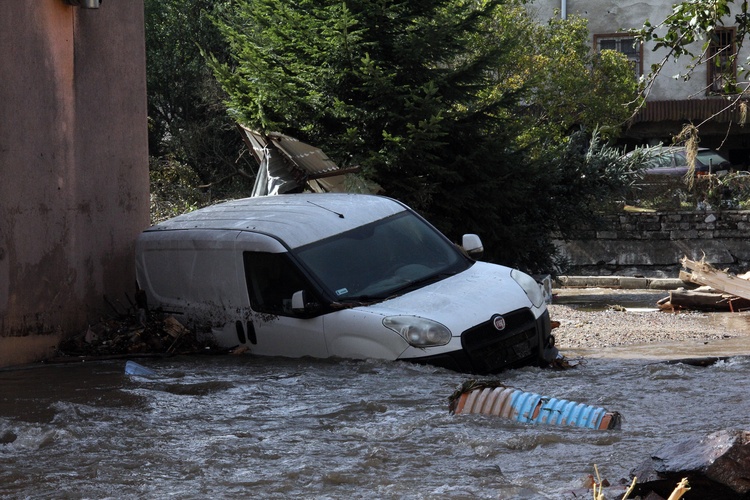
[460,308,542,374]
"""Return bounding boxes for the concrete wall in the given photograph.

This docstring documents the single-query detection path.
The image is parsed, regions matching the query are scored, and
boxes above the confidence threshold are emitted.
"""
[554,210,750,278]
[0,2,149,367]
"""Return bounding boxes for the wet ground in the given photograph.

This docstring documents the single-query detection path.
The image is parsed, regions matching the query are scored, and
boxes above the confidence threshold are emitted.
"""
[552,288,668,311]
[553,287,750,360]
[1,289,749,499]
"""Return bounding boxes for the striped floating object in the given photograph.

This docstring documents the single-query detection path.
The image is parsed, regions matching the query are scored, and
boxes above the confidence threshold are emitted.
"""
[449,381,621,430]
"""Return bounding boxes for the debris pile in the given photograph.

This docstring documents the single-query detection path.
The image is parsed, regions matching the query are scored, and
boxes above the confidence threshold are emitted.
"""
[53,307,218,361]
[657,257,750,312]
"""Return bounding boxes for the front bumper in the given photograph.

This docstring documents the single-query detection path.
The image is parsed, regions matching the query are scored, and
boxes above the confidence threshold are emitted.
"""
[412,308,551,374]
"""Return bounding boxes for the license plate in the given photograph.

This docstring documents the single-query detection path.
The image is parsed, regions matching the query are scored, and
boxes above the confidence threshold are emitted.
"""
[513,342,531,359]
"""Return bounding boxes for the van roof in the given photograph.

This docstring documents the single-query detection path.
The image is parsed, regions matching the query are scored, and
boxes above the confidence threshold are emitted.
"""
[143,193,408,249]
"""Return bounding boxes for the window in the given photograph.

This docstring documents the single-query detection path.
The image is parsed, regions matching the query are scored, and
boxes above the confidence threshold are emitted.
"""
[243,252,313,316]
[594,35,642,79]
[707,27,736,94]
[295,212,469,301]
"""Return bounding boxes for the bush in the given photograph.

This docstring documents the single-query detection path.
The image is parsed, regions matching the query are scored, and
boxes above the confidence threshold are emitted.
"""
[149,156,210,224]
[694,172,750,209]
[627,172,750,211]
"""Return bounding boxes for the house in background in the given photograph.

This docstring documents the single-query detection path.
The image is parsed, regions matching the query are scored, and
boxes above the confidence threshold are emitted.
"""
[0,2,149,367]
[528,0,750,167]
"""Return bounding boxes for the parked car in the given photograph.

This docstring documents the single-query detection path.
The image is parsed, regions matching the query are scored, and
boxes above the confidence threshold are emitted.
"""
[630,146,732,178]
[135,193,555,374]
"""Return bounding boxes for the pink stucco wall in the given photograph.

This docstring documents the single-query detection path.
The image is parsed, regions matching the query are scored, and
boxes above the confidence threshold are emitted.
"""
[0,2,149,366]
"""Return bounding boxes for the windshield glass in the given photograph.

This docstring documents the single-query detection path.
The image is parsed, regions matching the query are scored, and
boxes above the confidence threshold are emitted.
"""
[294,211,471,300]
[696,150,730,168]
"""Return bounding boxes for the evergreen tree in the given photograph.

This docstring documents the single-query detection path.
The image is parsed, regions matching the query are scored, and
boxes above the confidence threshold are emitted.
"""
[146,0,250,196]
[207,0,637,272]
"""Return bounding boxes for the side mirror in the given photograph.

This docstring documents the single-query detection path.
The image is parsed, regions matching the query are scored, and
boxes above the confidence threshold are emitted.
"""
[291,290,306,313]
[462,234,484,259]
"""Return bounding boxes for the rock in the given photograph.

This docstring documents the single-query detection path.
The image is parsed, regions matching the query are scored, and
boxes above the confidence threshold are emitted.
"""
[631,429,750,499]
[0,430,17,444]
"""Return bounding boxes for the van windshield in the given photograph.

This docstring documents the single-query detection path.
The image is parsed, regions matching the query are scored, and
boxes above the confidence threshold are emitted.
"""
[294,211,471,301]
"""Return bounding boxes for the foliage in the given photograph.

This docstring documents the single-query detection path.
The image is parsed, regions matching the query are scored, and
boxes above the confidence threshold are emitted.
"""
[622,122,750,210]
[693,171,750,208]
[630,0,750,98]
[626,170,750,211]
[207,0,638,272]
[524,16,640,143]
[629,180,691,210]
[536,130,645,227]
[148,156,211,225]
[145,0,254,199]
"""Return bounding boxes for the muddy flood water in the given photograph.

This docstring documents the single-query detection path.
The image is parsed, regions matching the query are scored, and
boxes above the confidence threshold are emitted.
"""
[2,295,750,499]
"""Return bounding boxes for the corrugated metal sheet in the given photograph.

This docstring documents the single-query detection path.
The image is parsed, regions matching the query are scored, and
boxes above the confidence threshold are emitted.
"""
[266,131,340,177]
[239,126,376,196]
[632,98,748,124]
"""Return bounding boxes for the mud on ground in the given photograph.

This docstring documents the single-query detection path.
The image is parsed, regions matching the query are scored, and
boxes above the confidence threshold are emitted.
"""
[549,288,750,353]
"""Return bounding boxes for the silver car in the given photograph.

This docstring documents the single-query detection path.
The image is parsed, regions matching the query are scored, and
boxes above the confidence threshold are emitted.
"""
[634,146,732,178]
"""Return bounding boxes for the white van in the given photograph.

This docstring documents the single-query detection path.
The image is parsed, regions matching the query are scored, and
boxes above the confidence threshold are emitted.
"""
[135,194,555,374]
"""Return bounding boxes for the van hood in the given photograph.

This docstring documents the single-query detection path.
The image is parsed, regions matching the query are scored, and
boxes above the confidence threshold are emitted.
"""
[356,262,539,333]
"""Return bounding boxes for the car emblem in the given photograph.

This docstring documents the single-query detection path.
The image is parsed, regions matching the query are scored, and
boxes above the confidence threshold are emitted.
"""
[492,314,506,331]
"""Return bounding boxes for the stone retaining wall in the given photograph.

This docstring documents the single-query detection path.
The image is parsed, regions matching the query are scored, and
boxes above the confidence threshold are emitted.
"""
[553,210,750,278]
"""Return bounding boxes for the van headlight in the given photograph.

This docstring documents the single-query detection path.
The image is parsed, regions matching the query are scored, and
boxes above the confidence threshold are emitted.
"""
[511,269,545,308]
[383,316,452,347]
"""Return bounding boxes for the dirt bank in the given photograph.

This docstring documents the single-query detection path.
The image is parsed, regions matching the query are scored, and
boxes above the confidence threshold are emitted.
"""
[549,288,750,360]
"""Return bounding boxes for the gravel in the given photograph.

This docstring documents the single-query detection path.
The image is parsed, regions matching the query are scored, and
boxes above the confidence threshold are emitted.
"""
[548,288,750,350]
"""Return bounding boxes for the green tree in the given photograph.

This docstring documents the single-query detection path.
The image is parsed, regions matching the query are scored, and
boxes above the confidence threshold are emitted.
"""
[525,16,640,143]
[207,0,638,272]
[632,0,749,99]
[145,0,252,199]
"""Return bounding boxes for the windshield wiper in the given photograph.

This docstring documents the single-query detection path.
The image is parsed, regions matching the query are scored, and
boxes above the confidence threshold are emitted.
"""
[330,295,386,309]
[394,271,459,293]
[338,294,379,302]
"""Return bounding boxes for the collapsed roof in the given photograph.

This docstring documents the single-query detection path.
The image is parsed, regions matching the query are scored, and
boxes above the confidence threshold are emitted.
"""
[238,125,378,197]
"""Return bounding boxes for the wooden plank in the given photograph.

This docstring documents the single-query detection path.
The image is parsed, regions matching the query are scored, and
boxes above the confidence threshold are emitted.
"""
[680,257,750,301]
[668,289,733,311]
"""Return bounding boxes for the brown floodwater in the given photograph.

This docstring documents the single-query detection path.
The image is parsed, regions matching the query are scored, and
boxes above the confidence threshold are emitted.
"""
[1,289,749,499]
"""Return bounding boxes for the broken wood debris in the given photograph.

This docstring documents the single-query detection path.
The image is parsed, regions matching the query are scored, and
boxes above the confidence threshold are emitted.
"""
[656,257,750,312]
[52,308,220,362]
[163,316,188,338]
[657,286,750,312]
[681,256,750,300]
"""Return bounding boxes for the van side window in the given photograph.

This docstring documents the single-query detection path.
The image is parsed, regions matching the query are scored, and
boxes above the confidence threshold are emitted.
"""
[243,252,310,315]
